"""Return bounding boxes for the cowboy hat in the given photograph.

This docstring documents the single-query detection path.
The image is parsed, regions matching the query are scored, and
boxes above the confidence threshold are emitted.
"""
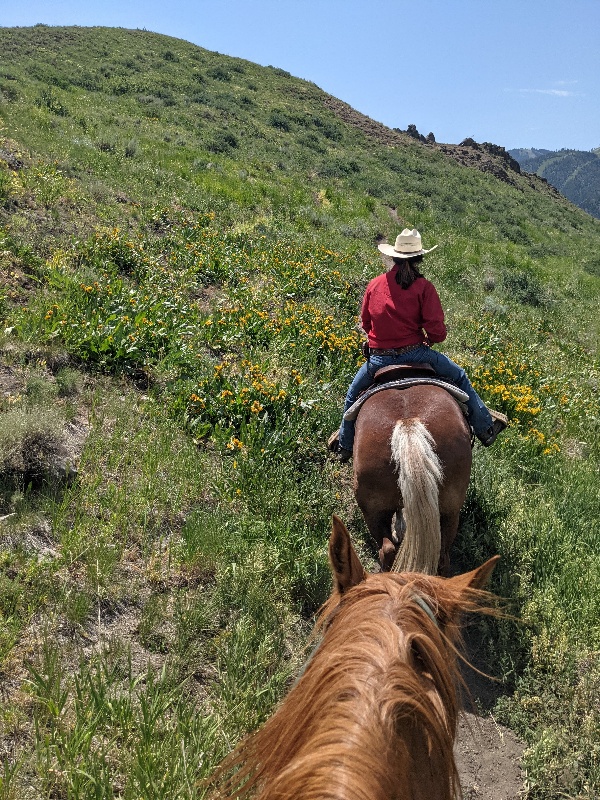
[377,228,438,258]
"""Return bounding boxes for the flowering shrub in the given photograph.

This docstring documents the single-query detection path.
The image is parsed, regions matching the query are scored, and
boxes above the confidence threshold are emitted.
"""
[27,218,363,447]
[185,359,305,434]
[203,291,361,356]
[472,359,542,422]
[75,228,145,276]
[460,316,593,456]
[42,274,197,368]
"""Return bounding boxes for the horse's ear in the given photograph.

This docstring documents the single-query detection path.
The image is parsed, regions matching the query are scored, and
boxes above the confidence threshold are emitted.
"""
[447,555,500,591]
[329,516,366,594]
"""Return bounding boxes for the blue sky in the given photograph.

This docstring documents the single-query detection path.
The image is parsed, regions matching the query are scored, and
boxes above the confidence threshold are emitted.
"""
[2,0,598,151]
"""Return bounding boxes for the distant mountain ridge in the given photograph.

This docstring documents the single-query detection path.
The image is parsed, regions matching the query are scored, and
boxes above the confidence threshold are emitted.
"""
[509,147,600,219]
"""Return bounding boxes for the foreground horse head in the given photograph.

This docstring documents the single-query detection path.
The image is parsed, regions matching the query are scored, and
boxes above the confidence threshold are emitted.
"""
[353,384,473,574]
[205,516,499,800]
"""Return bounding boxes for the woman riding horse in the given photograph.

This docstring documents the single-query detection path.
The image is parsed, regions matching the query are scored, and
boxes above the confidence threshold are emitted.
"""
[330,228,507,462]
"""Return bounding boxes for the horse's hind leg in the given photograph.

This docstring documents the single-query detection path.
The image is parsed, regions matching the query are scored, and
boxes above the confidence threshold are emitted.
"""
[362,508,397,571]
[439,510,460,576]
[393,509,406,545]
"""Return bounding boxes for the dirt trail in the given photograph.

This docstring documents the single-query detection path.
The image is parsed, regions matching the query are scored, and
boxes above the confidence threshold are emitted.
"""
[456,711,524,799]
[455,626,525,799]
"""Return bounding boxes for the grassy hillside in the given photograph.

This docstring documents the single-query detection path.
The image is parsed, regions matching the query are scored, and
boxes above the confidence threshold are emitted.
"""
[510,146,600,220]
[1,25,599,799]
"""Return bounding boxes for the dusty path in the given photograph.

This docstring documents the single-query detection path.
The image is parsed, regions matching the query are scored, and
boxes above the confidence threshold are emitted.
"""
[455,623,525,799]
[456,711,525,799]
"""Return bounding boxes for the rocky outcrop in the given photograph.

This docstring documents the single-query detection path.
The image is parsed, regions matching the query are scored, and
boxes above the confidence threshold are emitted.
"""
[313,99,560,197]
[405,124,427,143]
[436,139,527,188]
[393,124,436,144]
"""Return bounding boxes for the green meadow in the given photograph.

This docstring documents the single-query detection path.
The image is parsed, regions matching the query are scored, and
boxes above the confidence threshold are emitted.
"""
[0,25,599,799]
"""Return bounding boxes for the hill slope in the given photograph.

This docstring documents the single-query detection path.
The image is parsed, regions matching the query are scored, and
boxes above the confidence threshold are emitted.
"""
[510,146,600,219]
[1,25,599,799]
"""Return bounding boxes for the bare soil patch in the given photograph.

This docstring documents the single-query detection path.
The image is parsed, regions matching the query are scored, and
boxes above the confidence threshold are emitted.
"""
[455,602,525,798]
[456,711,524,800]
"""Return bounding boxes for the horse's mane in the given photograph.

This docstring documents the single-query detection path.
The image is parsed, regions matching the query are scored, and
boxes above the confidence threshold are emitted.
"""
[205,571,494,800]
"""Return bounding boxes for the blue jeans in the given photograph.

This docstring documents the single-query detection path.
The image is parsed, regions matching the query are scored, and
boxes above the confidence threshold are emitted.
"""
[337,346,493,452]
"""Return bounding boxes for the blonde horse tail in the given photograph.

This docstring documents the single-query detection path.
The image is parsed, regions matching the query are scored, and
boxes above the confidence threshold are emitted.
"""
[390,418,443,575]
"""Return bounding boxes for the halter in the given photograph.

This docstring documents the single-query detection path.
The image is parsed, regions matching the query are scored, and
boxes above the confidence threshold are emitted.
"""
[411,592,439,629]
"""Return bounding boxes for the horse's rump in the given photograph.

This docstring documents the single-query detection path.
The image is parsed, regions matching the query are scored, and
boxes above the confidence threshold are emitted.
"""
[353,385,472,573]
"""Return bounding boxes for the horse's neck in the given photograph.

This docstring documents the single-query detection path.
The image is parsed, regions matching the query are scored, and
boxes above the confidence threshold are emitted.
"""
[383,652,457,800]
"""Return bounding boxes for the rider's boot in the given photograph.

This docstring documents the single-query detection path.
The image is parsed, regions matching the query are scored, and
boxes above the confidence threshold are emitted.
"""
[327,430,352,462]
[478,410,508,447]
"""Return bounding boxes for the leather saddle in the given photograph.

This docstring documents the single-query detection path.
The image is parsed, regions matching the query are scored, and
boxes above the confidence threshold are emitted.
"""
[344,363,468,423]
[372,362,437,385]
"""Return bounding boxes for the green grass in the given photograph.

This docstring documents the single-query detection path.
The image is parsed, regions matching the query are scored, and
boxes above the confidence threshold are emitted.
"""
[0,23,599,799]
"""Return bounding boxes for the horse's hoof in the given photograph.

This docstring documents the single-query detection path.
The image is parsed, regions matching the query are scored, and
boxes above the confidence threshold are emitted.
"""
[379,539,397,572]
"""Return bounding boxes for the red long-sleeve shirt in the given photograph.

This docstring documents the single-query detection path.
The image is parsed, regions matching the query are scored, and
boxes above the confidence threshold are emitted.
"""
[360,270,447,349]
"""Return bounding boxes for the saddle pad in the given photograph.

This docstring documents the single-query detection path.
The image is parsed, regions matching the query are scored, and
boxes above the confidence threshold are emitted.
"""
[343,378,469,422]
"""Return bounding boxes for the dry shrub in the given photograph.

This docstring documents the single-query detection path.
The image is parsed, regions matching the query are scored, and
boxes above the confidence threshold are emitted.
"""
[0,406,64,480]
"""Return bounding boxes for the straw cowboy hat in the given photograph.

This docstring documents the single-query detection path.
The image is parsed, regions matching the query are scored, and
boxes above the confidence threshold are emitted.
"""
[377,228,438,258]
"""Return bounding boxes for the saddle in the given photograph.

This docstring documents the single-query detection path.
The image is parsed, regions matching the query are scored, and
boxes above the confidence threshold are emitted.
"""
[344,363,469,422]
[372,363,436,384]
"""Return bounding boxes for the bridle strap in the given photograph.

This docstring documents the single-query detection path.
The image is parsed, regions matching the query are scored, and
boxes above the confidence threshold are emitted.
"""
[411,593,439,628]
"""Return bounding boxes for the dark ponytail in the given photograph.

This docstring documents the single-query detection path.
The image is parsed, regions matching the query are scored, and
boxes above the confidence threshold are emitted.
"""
[394,255,424,289]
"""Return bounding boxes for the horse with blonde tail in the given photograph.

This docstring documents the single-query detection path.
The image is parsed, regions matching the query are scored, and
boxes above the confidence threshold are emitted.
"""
[353,382,472,574]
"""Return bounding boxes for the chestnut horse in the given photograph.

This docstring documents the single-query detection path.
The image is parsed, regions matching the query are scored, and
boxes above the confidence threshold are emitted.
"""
[353,382,472,574]
[205,516,499,800]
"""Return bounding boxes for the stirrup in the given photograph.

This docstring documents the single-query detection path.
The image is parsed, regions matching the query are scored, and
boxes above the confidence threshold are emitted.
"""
[337,447,352,463]
[327,430,340,453]
[490,409,508,427]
